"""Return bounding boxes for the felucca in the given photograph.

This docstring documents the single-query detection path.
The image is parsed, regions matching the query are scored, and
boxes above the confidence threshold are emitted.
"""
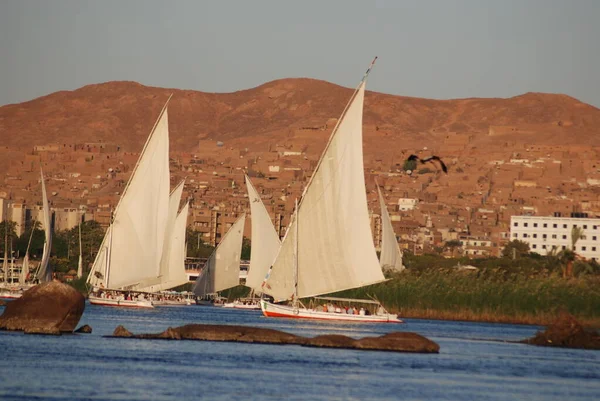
[259,59,401,323]
[87,99,172,308]
[377,183,405,272]
[193,214,246,305]
[222,175,281,310]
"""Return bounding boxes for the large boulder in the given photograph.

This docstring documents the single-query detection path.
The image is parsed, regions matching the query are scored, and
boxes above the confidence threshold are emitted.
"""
[0,282,85,334]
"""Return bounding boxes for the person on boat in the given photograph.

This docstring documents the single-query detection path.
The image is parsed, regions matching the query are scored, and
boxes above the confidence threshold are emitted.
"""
[359,307,365,316]
[377,305,385,315]
[346,307,353,315]
[353,307,358,315]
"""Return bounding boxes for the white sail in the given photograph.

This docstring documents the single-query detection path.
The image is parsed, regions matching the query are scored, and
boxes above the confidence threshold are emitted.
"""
[193,214,246,297]
[160,180,185,279]
[138,200,190,292]
[244,175,281,292]
[20,222,35,285]
[37,168,53,283]
[135,180,185,292]
[88,102,171,290]
[163,201,190,290]
[263,81,386,302]
[20,255,29,285]
[87,225,111,288]
[377,185,405,272]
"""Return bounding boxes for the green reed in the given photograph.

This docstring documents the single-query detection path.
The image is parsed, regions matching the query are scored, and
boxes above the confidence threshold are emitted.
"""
[332,269,600,323]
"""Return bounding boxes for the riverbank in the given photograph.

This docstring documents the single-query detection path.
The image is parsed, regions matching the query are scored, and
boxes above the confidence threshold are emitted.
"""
[332,269,600,328]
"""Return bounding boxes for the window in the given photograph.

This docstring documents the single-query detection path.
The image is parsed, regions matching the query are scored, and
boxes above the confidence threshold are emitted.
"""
[552,234,557,239]
[582,246,587,251]
[513,222,518,227]
[593,247,597,252]
[553,224,558,228]
[524,223,529,227]
[532,244,537,249]
[573,246,577,251]
[533,234,537,238]
[523,233,528,238]
[562,245,566,250]
[543,234,547,239]
[563,224,567,228]
[594,236,597,241]
[574,224,578,228]
[543,223,548,228]
[562,235,567,239]
[513,233,518,238]
[542,245,547,249]
[594,225,598,230]
[533,223,538,228]
[584,225,588,229]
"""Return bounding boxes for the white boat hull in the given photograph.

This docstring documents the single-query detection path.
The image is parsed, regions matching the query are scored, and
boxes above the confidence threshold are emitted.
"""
[89,295,154,308]
[223,301,261,310]
[260,300,402,323]
[0,290,22,299]
[153,299,193,306]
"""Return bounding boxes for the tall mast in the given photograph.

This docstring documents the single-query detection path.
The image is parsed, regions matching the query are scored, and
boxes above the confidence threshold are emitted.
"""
[77,216,83,279]
[105,208,114,287]
[292,198,299,309]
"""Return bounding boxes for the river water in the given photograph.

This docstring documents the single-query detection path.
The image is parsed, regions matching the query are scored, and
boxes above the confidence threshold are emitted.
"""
[0,303,598,401]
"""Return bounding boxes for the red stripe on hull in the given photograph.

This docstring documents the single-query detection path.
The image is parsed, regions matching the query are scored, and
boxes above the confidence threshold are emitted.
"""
[262,310,402,323]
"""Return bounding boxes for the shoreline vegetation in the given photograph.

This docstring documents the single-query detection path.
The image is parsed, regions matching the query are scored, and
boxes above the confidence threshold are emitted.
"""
[56,238,599,329]
[221,250,600,328]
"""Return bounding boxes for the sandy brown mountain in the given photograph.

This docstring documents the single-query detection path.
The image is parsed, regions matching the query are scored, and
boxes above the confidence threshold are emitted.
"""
[1,79,599,157]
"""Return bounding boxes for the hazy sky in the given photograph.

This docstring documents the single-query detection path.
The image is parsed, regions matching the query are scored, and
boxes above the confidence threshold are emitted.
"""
[1,0,599,107]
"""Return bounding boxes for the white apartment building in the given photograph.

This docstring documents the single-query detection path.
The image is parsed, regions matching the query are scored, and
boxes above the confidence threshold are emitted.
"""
[510,215,600,261]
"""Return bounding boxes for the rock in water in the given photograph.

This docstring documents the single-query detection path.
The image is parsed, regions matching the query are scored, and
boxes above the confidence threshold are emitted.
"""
[0,282,85,334]
[521,312,600,350]
[109,324,440,353]
[75,324,93,334]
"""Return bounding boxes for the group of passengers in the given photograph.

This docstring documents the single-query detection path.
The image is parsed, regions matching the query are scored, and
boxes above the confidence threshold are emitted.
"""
[316,303,370,316]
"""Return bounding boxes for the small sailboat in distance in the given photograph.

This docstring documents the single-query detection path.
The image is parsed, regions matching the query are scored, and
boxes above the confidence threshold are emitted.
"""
[193,214,246,305]
[36,167,53,283]
[377,183,405,272]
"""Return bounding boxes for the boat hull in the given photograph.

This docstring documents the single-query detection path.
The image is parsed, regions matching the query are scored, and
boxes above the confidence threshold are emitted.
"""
[223,301,261,310]
[0,291,22,299]
[153,299,193,306]
[260,300,402,323]
[89,295,154,308]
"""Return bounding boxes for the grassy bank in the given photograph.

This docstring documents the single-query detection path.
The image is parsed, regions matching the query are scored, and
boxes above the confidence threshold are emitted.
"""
[333,269,600,327]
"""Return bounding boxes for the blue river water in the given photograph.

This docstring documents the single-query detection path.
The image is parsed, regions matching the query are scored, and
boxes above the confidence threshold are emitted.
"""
[0,303,599,401]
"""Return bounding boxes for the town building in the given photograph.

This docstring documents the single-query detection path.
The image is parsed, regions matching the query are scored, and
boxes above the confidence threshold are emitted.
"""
[510,215,600,261]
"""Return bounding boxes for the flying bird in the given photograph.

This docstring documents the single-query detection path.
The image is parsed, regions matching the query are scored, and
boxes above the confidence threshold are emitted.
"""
[407,154,448,173]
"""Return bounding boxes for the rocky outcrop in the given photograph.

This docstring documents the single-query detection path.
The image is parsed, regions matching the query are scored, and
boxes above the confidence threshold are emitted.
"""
[75,324,93,334]
[113,325,133,338]
[521,313,600,350]
[110,324,439,353]
[0,282,85,334]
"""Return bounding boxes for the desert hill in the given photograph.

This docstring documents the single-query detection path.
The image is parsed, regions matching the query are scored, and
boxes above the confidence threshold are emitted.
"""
[1,79,599,158]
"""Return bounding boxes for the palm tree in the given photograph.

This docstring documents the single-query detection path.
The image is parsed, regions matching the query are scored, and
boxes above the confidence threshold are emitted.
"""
[559,248,577,279]
[566,226,585,278]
